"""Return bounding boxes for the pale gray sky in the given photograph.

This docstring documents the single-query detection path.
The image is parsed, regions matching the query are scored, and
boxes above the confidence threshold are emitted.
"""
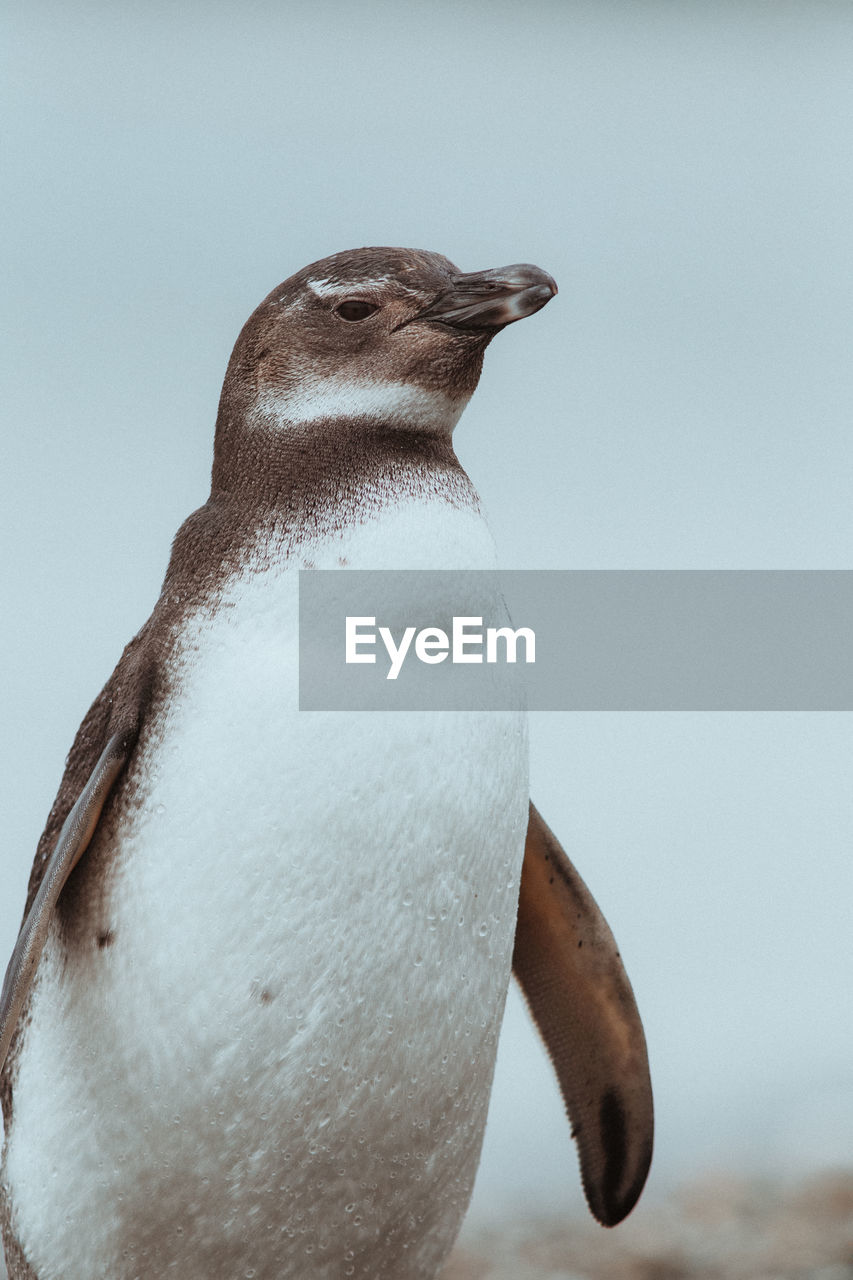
[2,0,852,1232]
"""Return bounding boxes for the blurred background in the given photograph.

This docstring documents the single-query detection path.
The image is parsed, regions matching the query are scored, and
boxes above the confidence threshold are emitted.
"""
[2,0,852,1270]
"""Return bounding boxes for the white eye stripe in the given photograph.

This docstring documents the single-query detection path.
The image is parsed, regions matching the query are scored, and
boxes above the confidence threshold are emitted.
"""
[304,275,424,304]
[254,378,467,431]
[306,276,394,300]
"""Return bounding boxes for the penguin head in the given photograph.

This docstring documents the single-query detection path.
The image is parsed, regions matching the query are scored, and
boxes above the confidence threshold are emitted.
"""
[214,247,557,455]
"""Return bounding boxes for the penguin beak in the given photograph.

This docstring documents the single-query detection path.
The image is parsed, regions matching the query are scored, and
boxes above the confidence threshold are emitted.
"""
[414,264,557,331]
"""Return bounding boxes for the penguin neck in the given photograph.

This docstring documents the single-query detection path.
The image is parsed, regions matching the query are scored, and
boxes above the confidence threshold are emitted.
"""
[209,410,476,517]
[157,409,488,633]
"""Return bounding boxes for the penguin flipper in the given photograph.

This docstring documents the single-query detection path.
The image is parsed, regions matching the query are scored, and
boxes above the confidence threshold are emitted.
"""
[512,802,654,1227]
[0,732,132,1073]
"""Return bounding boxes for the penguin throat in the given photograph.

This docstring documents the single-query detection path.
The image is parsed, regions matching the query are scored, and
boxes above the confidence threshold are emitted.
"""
[250,378,468,436]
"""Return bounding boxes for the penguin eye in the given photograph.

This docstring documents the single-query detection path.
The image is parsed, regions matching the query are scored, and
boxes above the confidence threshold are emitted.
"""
[336,300,380,322]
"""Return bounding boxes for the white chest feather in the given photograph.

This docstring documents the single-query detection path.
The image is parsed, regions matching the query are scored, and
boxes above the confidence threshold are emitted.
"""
[5,496,529,1279]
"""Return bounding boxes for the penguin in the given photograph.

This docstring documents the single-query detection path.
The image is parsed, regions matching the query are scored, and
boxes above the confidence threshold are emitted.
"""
[0,247,653,1280]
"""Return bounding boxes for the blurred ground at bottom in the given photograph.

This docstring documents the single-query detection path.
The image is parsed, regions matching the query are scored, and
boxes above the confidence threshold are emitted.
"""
[0,1170,850,1278]
[442,1170,853,1280]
